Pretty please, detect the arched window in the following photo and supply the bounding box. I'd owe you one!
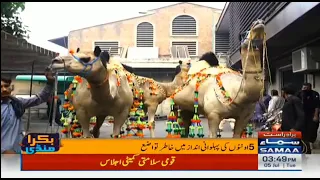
[172,15,197,36]
[136,22,154,47]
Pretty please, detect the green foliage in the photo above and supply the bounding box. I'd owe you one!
[1,2,29,38]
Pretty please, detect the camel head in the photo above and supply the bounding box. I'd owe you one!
[176,59,191,83]
[50,46,109,78]
[240,19,265,50]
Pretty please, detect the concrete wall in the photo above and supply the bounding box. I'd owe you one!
[68,3,221,57]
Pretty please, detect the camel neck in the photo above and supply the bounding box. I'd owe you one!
[158,73,184,97]
[239,44,264,101]
[240,48,262,75]
[87,70,112,102]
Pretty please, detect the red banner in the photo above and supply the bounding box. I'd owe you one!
[258,131,301,139]
[22,154,257,171]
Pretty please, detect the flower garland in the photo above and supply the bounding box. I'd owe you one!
[60,75,84,138]
[118,73,151,138]
[124,88,148,138]
[166,66,243,138]
[215,72,233,104]
[147,79,158,96]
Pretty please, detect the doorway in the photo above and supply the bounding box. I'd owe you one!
[280,66,305,93]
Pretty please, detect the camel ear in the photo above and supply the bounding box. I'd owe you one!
[108,73,118,99]
[94,46,102,57]
[76,48,80,53]
[100,51,110,63]
[179,60,182,65]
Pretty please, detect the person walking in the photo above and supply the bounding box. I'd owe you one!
[281,84,311,154]
[297,83,320,150]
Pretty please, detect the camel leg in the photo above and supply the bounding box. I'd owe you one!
[219,119,226,130]
[229,119,236,131]
[233,112,253,138]
[112,109,130,137]
[76,109,91,138]
[207,112,222,138]
[92,115,106,138]
[147,104,158,138]
[180,110,193,138]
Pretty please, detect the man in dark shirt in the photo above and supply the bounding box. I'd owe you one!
[297,83,320,145]
[281,84,311,154]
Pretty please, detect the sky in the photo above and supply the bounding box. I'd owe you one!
[20,2,225,53]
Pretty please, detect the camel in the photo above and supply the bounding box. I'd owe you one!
[50,46,134,138]
[172,19,266,138]
[124,60,190,138]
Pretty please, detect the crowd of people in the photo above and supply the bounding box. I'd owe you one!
[252,83,320,154]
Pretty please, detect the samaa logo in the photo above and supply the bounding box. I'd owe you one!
[259,147,300,154]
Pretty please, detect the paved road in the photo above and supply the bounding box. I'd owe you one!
[23,117,320,154]
[24,118,239,138]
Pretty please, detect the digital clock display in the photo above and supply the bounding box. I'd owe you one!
[262,155,296,163]
[258,154,301,170]
[258,131,302,171]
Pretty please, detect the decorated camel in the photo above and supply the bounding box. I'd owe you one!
[101,58,190,138]
[170,19,266,138]
[50,46,134,138]
[125,60,190,138]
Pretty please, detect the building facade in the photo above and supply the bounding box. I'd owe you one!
[215,2,320,93]
[66,3,221,58]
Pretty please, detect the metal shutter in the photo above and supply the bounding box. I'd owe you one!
[94,41,119,55]
[172,41,197,56]
[228,2,290,55]
[172,15,197,36]
[215,33,230,54]
[136,22,154,47]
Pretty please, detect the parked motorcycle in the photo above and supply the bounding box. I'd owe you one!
[260,110,282,132]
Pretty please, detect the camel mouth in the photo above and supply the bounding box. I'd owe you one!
[50,59,66,71]
[251,20,265,32]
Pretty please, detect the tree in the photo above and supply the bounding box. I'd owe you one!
[1,2,29,39]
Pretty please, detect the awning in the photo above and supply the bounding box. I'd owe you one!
[1,31,58,74]
[48,36,68,49]
[16,75,74,82]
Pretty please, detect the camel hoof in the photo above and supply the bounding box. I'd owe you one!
[83,136,93,138]
[110,134,121,138]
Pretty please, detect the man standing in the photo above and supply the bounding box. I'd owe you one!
[268,89,285,114]
[297,83,320,149]
[1,70,55,154]
[281,84,311,154]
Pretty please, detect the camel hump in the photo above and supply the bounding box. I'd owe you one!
[107,57,134,73]
[188,51,219,75]
[199,51,219,67]
[188,61,211,75]
[200,66,239,76]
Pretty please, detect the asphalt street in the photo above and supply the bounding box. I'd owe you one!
[24,118,238,138]
[23,117,320,153]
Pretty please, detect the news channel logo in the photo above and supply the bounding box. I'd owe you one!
[258,138,302,154]
[20,133,60,154]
